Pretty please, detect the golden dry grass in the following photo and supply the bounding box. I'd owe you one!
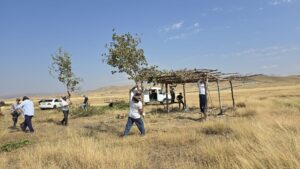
[0,77,300,169]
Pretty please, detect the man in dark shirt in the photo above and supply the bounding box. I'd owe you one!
[82,95,89,110]
[176,93,185,110]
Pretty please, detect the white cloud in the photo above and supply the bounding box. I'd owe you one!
[258,7,264,11]
[160,21,202,41]
[160,21,184,33]
[270,0,293,5]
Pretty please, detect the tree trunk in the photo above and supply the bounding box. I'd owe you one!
[230,80,236,108]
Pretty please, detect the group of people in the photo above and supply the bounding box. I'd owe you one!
[1,81,205,136]
[10,96,35,132]
[169,80,206,114]
[3,94,89,133]
[123,80,206,136]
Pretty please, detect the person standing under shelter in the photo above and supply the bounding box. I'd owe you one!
[197,80,206,118]
[17,96,35,133]
[123,85,145,136]
[176,93,185,110]
[61,96,70,126]
[11,98,21,128]
[170,87,175,103]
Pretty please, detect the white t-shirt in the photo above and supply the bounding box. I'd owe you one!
[61,99,69,111]
[197,82,206,95]
[128,92,142,119]
[17,100,34,116]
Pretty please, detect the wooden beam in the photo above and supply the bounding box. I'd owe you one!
[165,83,169,113]
[183,83,186,109]
[217,79,223,115]
[229,80,236,108]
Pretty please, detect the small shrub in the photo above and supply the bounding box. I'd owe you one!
[109,101,128,110]
[202,123,233,136]
[236,102,246,108]
[1,140,30,152]
[70,106,104,118]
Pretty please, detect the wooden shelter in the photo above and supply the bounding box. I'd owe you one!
[152,68,251,114]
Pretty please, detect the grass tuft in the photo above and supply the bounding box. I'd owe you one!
[202,123,233,136]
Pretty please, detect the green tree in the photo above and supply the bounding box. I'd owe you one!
[49,47,81,98]
[102,30,149,85]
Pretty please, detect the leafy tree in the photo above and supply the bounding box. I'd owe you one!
[102,30,149,85]
[49,47,81,98]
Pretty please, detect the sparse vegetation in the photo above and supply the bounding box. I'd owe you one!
[1,140,30,152]
[0,79,300,169]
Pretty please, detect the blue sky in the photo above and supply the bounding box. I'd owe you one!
[1,0,300,96]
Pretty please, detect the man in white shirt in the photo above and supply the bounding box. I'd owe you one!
[17,96,35,133]
[60,96,70,126]
[123,85,145,136]
[197,80,206,117]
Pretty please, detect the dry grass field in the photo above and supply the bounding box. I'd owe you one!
[0,75,300,169]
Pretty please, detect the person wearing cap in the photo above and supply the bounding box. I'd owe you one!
[60,96,70,126]
[17,96,35,133]
[10,98,21,128]
[123,85,145,136]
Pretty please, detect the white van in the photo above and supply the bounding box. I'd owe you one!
[143,87,172,104]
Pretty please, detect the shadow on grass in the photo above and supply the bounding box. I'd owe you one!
[175,115,206,122]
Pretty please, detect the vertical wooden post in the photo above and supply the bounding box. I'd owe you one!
[229,80,236,108]
[165,83,169,113]
[183,83,186,109]
[204,76,208,118]
[217,79,223,115]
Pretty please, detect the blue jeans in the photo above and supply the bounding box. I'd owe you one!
[124,117,145,136]
[199,94,206,113]
[22,115,34,132]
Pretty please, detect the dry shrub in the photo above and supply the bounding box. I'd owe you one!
[234,108,257,118]
[201,122,233,137]
[236,102,246,108]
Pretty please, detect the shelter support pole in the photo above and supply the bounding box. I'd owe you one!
[217,79,223,115]
[229,80,236,108]
[165,83,169,113]
[183,83,186,110]
[204,76,208,118]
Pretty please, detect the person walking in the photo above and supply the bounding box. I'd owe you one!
[61,96,70,126]
[123,85,145,136]
[197,80,207,118]
[17,96,35,133]
[10,98,21,128]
